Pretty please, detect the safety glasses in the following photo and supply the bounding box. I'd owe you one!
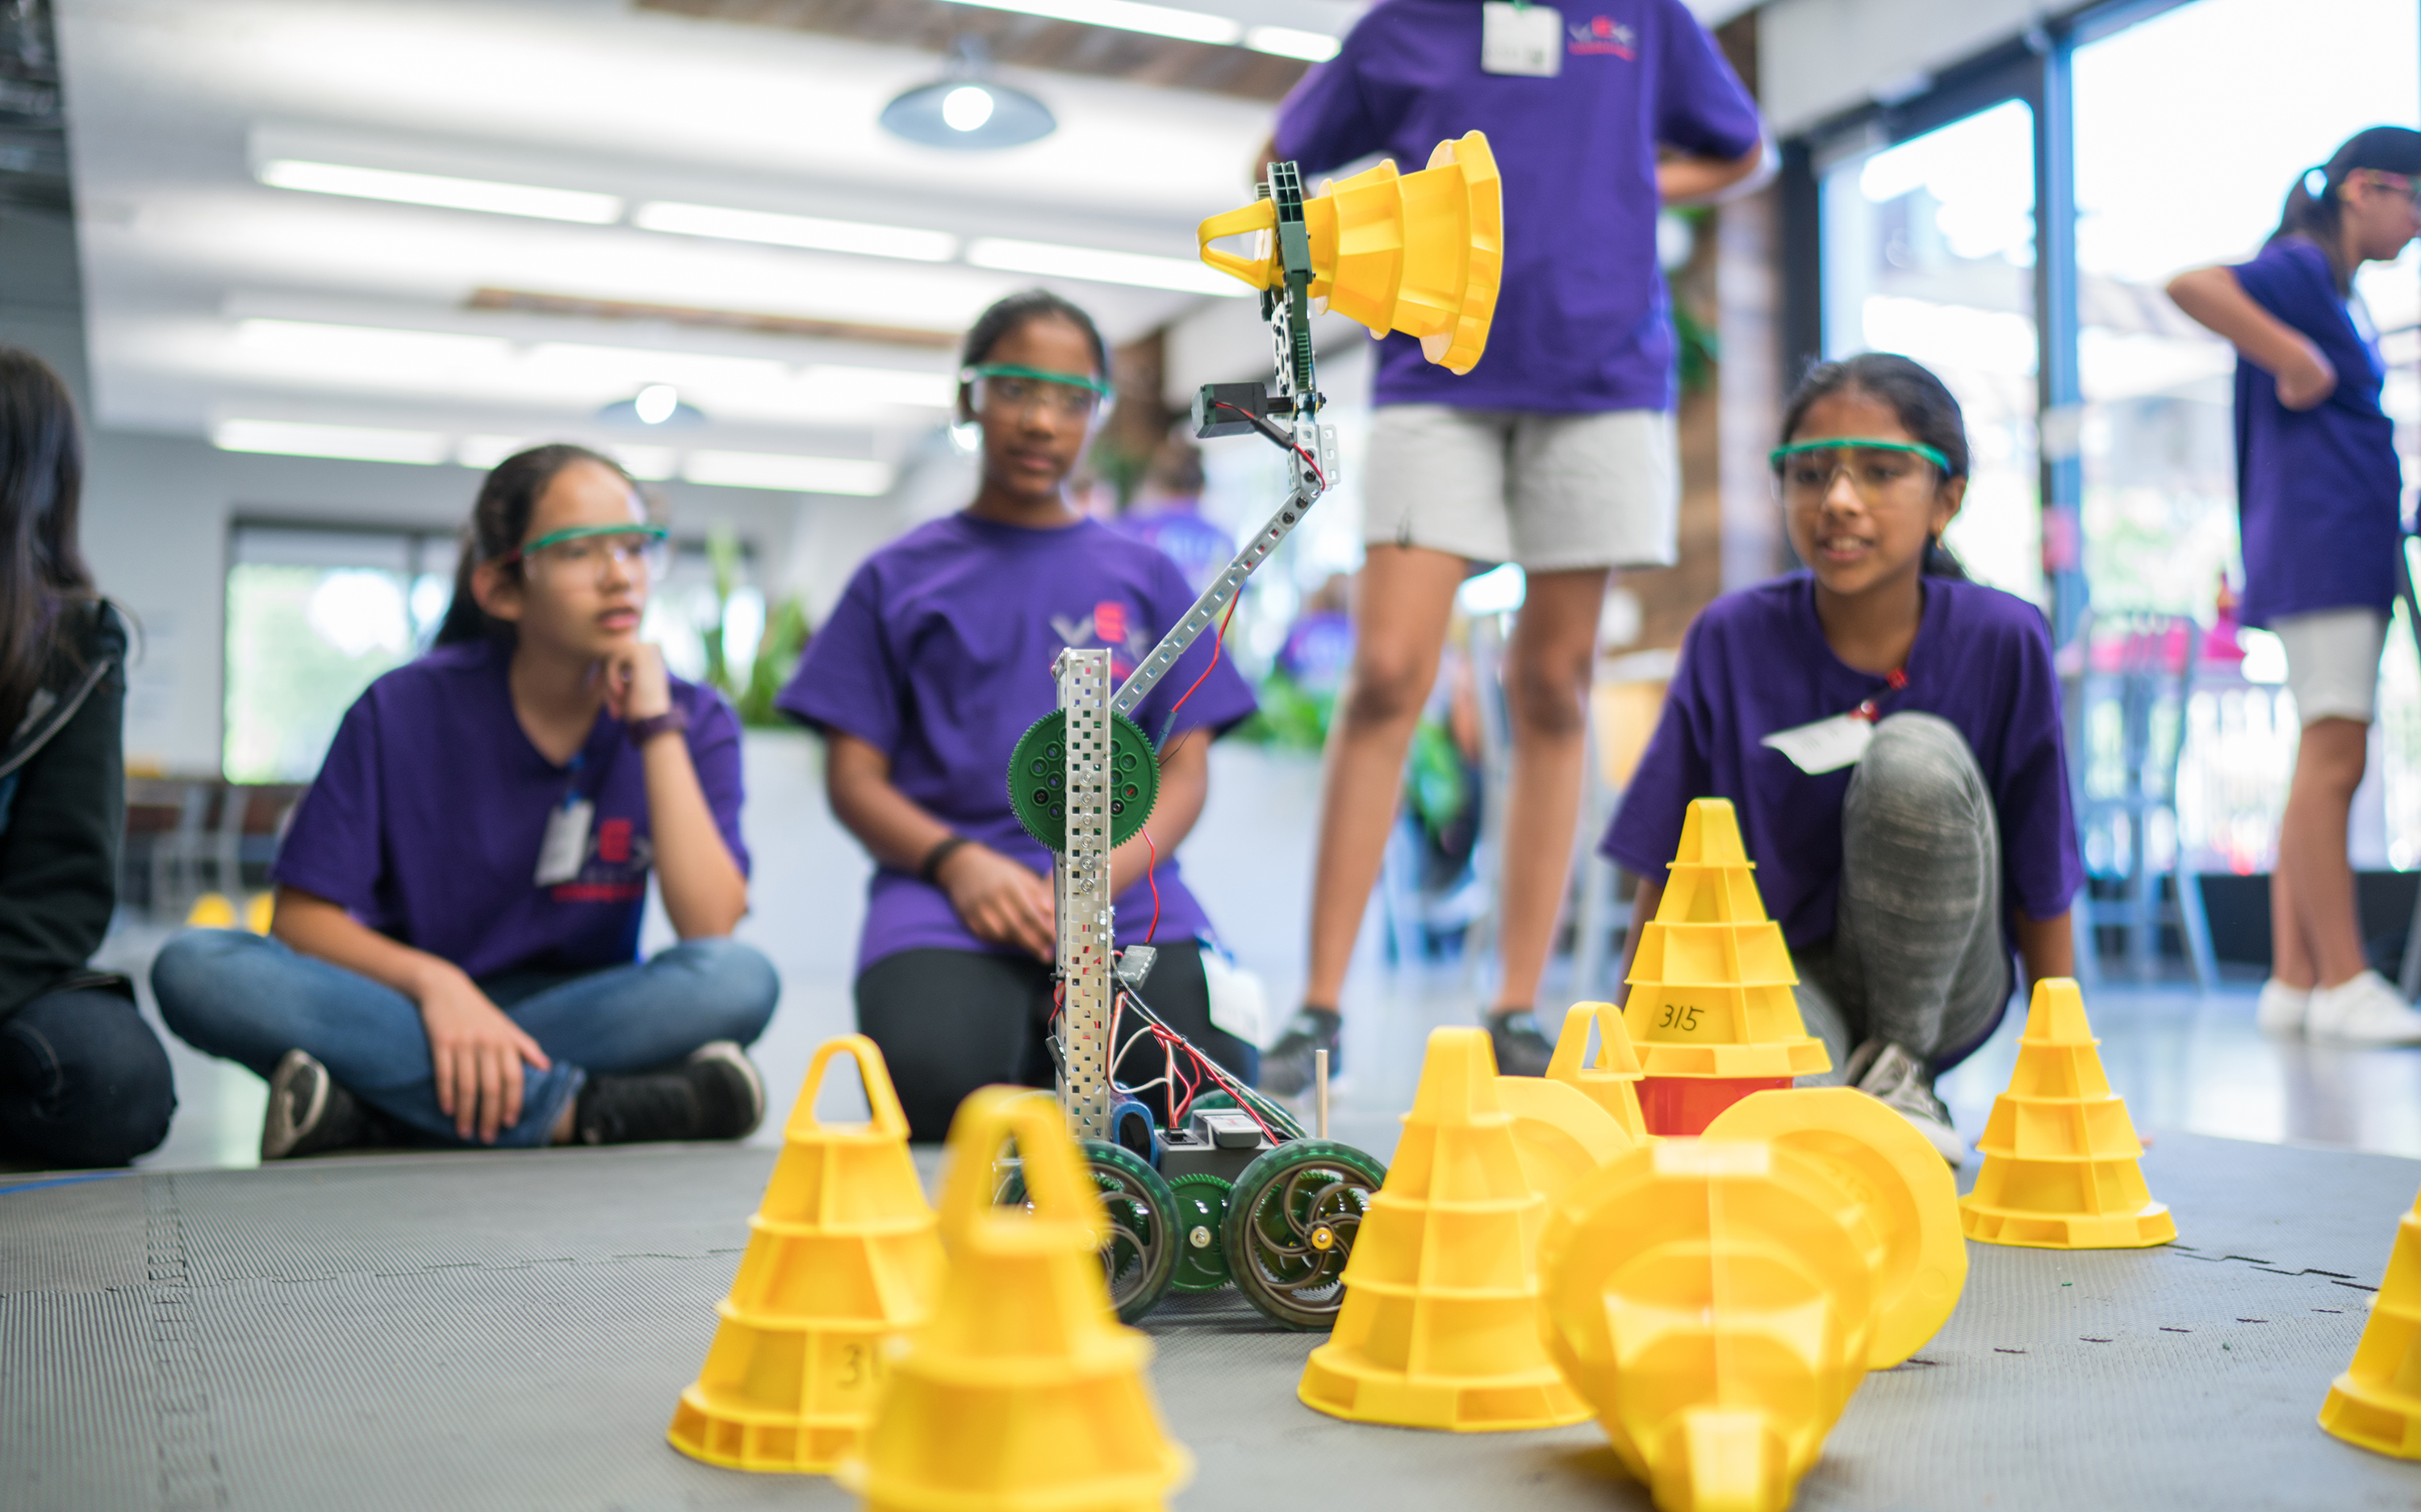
[504,523,671,583]
[962,362,1113,422]
[1768,438,1951,511]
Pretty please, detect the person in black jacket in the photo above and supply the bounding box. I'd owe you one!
[0,345,174,1168]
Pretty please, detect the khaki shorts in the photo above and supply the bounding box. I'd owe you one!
[2275,607,2389,725]
[1359,404,1679,572]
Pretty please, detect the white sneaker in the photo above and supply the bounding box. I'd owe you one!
[1845,1039,1971,1167]
[2307,971,2421,1046]
[2256,979,2310,1037]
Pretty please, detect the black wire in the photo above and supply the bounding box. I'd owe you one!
[1212,400,1325,487]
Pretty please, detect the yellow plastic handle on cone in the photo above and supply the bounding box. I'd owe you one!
[1196,200,1277,290]
[785,1034,912,1144]
[937,1087,1109,1251]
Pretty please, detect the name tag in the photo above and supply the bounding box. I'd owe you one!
[1481,1,1562,76]
[1761,714,1873,775]
[535,800,594,886]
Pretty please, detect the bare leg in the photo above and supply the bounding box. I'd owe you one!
[2275,717,2372,989]
[1491,567,1612,1011]
[1302,545,1469,1008]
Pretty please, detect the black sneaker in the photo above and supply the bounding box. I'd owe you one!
[1486,1009,1555,1076]
[261,1049,371,1159]
[573,1041,766,1146]
[1257,1008,1341,1096]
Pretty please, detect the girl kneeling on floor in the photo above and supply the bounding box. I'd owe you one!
[1603,353,2083,1164]
[780,290,1260,1142]
[153,445,780,1157]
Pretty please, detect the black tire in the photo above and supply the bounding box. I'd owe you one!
[1221,1139,1388,1331]
[1002,1139,1181,1325]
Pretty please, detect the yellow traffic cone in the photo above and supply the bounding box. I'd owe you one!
[1298,1027,1591,1431]
[838,1085,1190,1512]
[1545,1001,1653,1143]
[1959,979,2175,1249]
[243,892,275,935]
[1197,132,1502,374]
[1537,1139,1884,1512]
[1624,800,1829,1135]
[2321,1185,2421,1456]
[1703,1087,1967,1368]
[669,1036,943,1473]
[185,892,236,929]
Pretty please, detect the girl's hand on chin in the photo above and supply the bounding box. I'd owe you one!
[600,643,673,722]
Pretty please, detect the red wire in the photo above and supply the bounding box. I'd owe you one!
[1165,592,1240,722]
[1143,828,1162,945]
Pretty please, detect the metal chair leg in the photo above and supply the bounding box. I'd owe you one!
[2175,858,2218,991]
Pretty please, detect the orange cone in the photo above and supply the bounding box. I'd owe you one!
[1959,979,2175,1249]
[670,1035,943,1473]
[1298,1028,1591,1431]
[839,1086,1191,1512]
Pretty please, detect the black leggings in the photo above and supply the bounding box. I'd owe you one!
[855,942,1258,1142]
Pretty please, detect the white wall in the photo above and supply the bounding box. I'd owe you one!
[78,430,806,772]
[1758,0,2049,136]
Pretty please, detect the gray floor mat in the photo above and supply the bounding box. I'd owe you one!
[6,1134,2421,1510]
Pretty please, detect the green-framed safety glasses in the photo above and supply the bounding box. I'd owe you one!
[1767,437,1952,510]
[508,522,671,580]
[962,362,1114,421]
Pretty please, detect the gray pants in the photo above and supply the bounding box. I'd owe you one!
[1793,713,2014,1080]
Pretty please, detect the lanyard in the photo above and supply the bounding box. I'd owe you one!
[1849,667,1909,724]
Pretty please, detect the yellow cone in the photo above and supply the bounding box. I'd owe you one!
[1197,132,1502,374]
[243,891,275,935]
[1298,1027,1591,1431]
[1537,1140,1883,1512]
[1545,1001,1653,1143]
[1959,979,2175,1249]
[670,1036,943,1473]
[2322,1185,2421,1456]
[185,892,236,929]
[838,1086,1190,1512]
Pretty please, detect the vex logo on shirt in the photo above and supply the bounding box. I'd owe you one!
[1050,599,1150,682]
[552,817,652,904]
[1568,15,1636,56]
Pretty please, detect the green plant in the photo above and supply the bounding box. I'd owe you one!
[735,595,810,729]
[1229,667,1466,837]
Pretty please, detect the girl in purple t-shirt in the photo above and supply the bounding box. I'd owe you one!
[780,291,1260,1142]
[2168,127,2421,1044]
[1604,354,2084,1164]
[153,445,780,1156]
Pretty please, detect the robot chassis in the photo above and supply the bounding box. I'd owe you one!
[1001,160,1386,1329]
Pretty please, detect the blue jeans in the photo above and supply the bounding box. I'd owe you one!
[0,985,177,1167]
[152,931,779,1149]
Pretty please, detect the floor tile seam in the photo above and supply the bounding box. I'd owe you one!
[144,1174,228,1512]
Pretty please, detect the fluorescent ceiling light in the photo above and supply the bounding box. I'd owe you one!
[1246,26,1341,61]
[238,319,511,368]
[214,420,450,465]
[684,450,893,495]
[257,160,623,224]
[456,435,530,470]
[966,236,1246,296]
[802,365,957,408]
[633,202,959,262]
[951,0,1241,45]
[604,445,679,481]
[525,342,788,388]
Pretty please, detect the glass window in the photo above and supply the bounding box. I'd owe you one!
[223,526,454,782]
[1820,98,2043,604]
[2074,0,2421,872]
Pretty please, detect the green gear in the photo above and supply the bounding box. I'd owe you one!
[1166,1173,1236,1294]
[1006,708,1159,853]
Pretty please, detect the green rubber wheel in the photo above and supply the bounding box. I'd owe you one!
[1222,1139,1388,1331]
[997,1138,1179,1324]
[1166,1173,1236,1294]
[1006,709,1158,854]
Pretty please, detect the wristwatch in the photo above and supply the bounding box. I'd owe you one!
[626,706,689,747]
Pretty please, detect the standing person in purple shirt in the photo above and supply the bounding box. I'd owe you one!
[153,445,780,1157]
[2168,127,2421,1044]
[780,291,1260,1142]
[1254,0,1768,1088]
[1604,355,2082,1163]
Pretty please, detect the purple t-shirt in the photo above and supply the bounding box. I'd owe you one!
[1112,503,1236,597]
[273,639,750,979]
[1273,0,1760,414]
[1602,574,2082,950]
[2230,236,2402,627]
[778,513,1258,973]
